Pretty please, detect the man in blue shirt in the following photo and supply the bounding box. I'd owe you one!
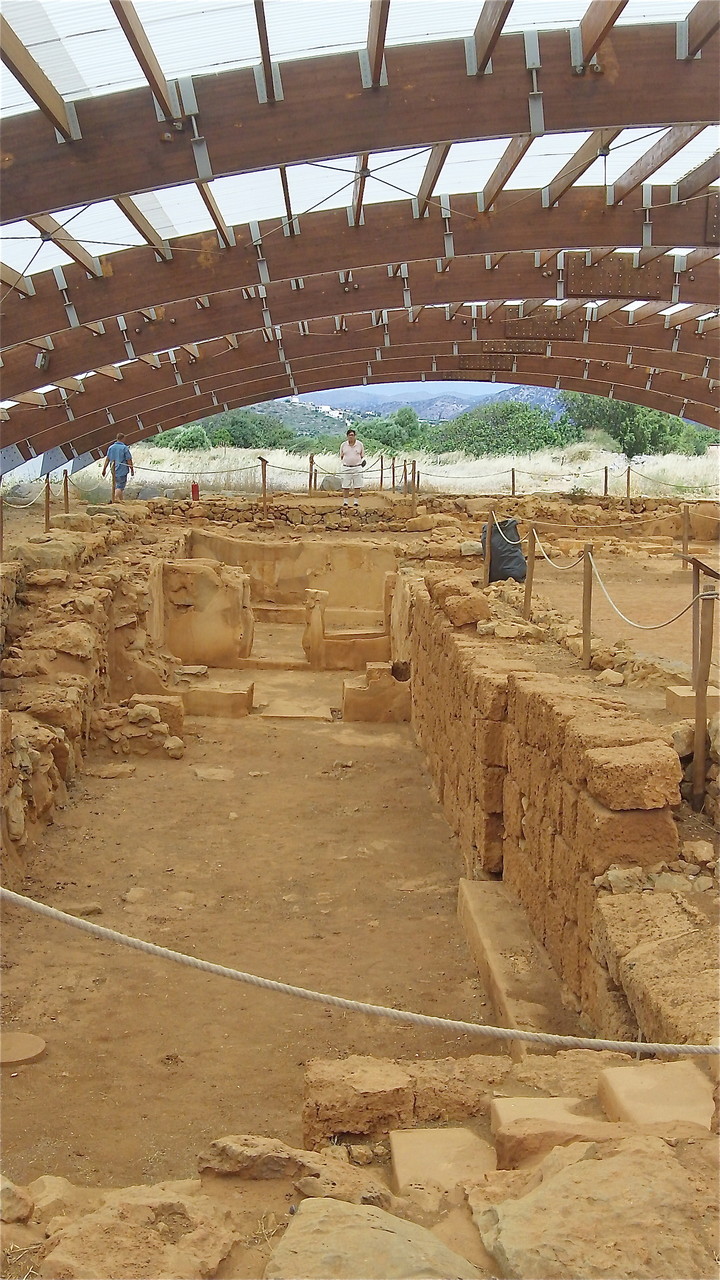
[102,433,134,502]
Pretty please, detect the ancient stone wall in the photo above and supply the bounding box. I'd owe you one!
[405,578,685,1042]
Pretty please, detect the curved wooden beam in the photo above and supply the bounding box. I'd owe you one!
[2,25,717,225]
[6,325,716,457]
[2,193,717,354]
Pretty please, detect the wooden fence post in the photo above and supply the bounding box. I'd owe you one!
[379,455,384,490]
[523,526,536,620]
[625,466,631,511]
[511,467,516,497]
[391,457,396,492]
[308,454,314,495]
[403,460,408,494]
[582,544,593,668]
[44,474,51,532]
[692,590,716,810]
[411,461,418,517]
[603,466,609,497]
[313,467,318,491]
[259,456,268,517]
[483,511,494,587]
[682,504,690,567]
[63,470,69,513]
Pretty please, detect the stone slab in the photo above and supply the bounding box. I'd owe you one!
[597,1060,714,1129]
[128,693,184,737]
[260,699,333,721]
[181,684,253,718]
[458,879,583,1061]
[0,1032,46,1066]
[666,685,720,716]
[389,1126,496,1194]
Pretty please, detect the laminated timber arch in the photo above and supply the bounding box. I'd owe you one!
[1,1,719,473]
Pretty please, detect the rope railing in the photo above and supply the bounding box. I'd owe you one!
[490,511,526,547]
[533,533,586,570]
[1,888,717,1058]
[588,556,720,630]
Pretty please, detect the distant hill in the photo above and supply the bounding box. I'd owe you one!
[482,386,567,420]
[250,384,567,431]
[246,398,352,435]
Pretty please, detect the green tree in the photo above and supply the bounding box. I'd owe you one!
[174,424,211,450]
[560,392,688,459]
[424,401,582,456]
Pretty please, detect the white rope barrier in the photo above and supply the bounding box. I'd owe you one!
[490,511,526,547]
[588,556,720,630]
[534,534,586,570]
[1,888,717,1058]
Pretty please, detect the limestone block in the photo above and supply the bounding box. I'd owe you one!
[489,1097,619,1168]
[48,513,93,532]
[264,1199,481,1279]
[598,1061,714,1129]
[618,925,719,1050]
[583,740,681,810]
[666,684,720,716]
[389,1127,496,1194]
[574,791,679,873]
[473,1135,718,1280]
[303,1056,415,1146]
[561,716,661,788]
[37,1188,236,1280]
[591,892,705,987]
[580,955,638,1042]
[128,694,184,737]
[26,1175,101,1225]
[127,702,161,724]
[474,764,505,814]
[180,684,253,718]
[0,1176,34,1223]
[475,719,507,767]
[443,592,491,627]
[472,807,504,874]
[342,665,411,723]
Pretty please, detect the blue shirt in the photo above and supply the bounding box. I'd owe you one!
[106,441,132,476]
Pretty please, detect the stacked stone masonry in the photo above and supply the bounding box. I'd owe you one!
[407,578,685,1042]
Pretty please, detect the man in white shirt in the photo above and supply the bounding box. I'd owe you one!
[339,429,365,508]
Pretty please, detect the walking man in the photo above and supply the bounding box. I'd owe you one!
[102,433,134,502]
[339,428,365,509]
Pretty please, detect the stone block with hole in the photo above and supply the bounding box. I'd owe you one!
[389,1127,496,1194]
[597,1061,714,1129]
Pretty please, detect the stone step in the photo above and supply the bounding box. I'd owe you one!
[388,1126,496,1195]
[489,1096,617,1168]
[458,879,584,1061]
[597,1060,714,1129]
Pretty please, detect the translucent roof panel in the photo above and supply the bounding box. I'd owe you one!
[53,200,148,256]
[576,127,671,186]
[133,184,213,239]
[503,133,596,189]
[441,139,522,196]
[208,170,288,226]
[385,1,484,45]
[264,1,368,62]
[134,1,260,76]
[649,126,720,185]
[362,149,438,206]
[286,158,357,216]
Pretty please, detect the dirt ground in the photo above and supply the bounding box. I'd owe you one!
[1,704,491,1189]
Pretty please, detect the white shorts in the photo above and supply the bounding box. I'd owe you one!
[341,466,364,490]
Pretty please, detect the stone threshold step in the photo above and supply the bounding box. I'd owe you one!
[260,700,334,721]
[458,879,583,1062]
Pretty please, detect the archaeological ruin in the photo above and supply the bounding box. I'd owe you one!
[1,3,719,1278]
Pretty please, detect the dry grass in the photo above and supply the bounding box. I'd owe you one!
[5,443,719,503]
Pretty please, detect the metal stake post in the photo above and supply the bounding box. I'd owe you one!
[63,470,70,514]
[260,457,268,517]
[681,504,690,567]
[308,454,314,495]
[483,511,494,587]
[692,592,716,810]
[44,474,51,532]
[625,466,631,511]
[603,466,609,497]
[691,560,700,688]
[411,461,418,517]
[379,455,384,490]
[582,545,593,668]
[511,468,516,497]
[391,458,396,492]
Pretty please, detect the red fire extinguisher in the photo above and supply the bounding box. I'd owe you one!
[191,482,199,501]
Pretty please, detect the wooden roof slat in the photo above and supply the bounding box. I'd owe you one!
[279,166,295,231]
[109,0,179,121]
[480,134,532,210]
[0,14,75,140]
[472,1,514,76]
[417,143,450,217]
[254,0,275,103]
[352,153,370,226]
[367,0,390,87]
[611,124,707,204]
[26,214,102,277]
[544,128,621,205]
[674,150,720,201]
[686,0,720,58]
[578,1,629,64]
[0,261,35,298]
[115,195,171,257]
[196,182,235,248]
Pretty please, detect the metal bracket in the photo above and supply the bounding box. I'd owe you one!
[464,36,493,76]
[358,48,387,88]
[411,198,429,220]
[152,81,182,122]
[676,19,702,60]
[254,61,284,104]
[346,204,365,227]
[54,101,82,144]
[282,216,300,236]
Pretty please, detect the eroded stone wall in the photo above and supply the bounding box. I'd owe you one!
[404,577,686,1042]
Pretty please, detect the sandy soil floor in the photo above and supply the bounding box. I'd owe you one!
[1,706,491,1188]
